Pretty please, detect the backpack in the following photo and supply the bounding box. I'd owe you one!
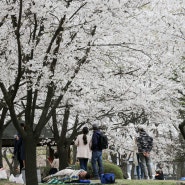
[100,173,115,184]
[99,133,108,150]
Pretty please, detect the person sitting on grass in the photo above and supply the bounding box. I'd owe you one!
[155,169,164,180]
[48,152,59,175]
[42,168,91,183]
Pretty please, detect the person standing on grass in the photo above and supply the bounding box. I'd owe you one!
[74,127,92,171]
[13,123,26,173]
[136,127,153,180]
[91,124,104,179]
[127,137,141,180]
[136,153,144,179]
[126,151,134,180]
[13,134,24,173]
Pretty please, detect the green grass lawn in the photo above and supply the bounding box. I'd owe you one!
[90,179,182,185]
[115,179,179,185]
[88,179,182,185]
[0,179,184,185]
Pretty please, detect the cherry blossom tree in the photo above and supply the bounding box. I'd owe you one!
[0,0,184,184]
[0,0,98,184]
[67,0,185,171]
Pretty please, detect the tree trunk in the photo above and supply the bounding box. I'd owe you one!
[110,152,117,164]
[179,120,185,140]
[72,145,77,165]
[58,145,69,170]
[0,136,3,167]
[24,136,38,185]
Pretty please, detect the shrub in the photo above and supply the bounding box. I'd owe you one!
[74,160,123,179]
[42,160,124,179]
[103,161,123,179]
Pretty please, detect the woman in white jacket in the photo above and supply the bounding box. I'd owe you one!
[75,127,92,171]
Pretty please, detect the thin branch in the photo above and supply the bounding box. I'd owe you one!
[43,15,66,66]
[0,14,8,27]
[69,2,87,20]
[90,43,152,59]
[11,0,23,101]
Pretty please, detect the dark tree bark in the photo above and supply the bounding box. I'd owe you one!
[179,120,185,140]
[52,105,88,170]
[53,105,73,170]
[0,107,9,167]
[24,134,38,184]
[0,138,3,168]
[0,1,95,185]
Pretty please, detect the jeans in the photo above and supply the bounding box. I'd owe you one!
[91,151,103,178]
[136,154,144,179]
[138,153,153,179]
[127,161,133,179]
[79,158,88,171]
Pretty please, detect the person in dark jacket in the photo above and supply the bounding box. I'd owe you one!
[155,169,164,180]
[91,124,104,179]
[14,123,26,172]
[136,127,153,179]
[13,135,24,173]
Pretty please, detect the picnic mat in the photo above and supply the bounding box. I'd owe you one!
[42,178,102,184]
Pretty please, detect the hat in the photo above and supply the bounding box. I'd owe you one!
[92,124,98,130]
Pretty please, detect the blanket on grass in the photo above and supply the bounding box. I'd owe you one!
[46,178,101,184]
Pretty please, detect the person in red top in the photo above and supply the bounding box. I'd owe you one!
[48,152,59,175]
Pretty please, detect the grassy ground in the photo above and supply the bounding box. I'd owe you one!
[115,179,180,185]
[0,179,185,185]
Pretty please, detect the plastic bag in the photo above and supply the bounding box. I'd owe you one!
[0,168,8,179]
[9,174,16,182]
[15,174,24,184]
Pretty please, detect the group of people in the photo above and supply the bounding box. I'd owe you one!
[126,127,164,180]
[43,123,104,182]
[74,124,104,179]
[14,123,164,182]
[13,122,103,182]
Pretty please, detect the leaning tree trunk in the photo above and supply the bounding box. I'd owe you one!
[24,135,38,185]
